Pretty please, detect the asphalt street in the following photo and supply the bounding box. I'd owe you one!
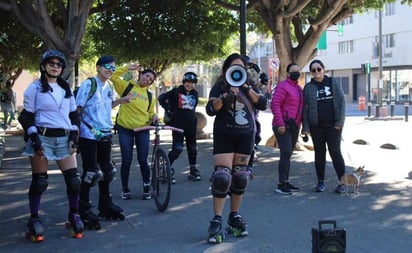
[0,103,411,253]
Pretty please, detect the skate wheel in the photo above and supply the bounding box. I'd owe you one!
[207,233,223,244]
[118,214,125,220]
[28,234,44,242]
[74,232,83,239]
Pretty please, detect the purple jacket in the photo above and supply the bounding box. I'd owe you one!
[271,78,304,127]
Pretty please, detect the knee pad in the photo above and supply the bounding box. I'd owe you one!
[211,166,232,198]
[64,168,81,194]
[230,165,249,195]
[81,165,103,186]
[102,166,116,183]
[29,173,48,196]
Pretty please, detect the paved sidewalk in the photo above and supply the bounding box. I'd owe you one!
[0,105,411,253]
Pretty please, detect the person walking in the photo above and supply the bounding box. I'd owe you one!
[158,72,200,184]
[1,80,16,130]
[111,63,159,200]
[205,53,267,242]
[271,63,304,195]
[18,49,84,240]
[76,56,131,229]
[301,59,346,194]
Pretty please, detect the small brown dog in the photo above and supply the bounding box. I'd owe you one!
[340,166,365,194]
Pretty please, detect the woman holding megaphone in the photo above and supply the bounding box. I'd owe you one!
[205,53,267,243]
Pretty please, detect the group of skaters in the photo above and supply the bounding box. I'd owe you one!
[19,49,346,244]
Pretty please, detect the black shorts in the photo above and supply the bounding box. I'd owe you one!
[213,132,255,155]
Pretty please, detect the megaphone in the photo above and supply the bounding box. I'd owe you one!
[225,64,247,87]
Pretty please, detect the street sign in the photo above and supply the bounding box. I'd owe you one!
[269,57,279,70]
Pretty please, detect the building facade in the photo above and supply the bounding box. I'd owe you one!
[317,1,412,104]
[249,1,412,104]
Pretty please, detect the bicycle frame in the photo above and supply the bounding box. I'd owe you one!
[134,124,183,212]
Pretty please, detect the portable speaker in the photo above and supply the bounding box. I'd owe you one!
[312,220,346,253]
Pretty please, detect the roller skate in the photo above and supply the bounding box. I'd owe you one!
[79,200,101,230]
[65,212,84,239]
[98,194,125,220]
[226,212,248,237]
[25,216,44,242]
[207,216,225,243]
[187,166,201,181]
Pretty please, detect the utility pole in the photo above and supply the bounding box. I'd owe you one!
[377,8,383,117]
[240,0,246,55]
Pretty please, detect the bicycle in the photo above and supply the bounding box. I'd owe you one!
[134,124,183,212]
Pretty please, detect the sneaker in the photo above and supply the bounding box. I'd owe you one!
[189,166,201,181]
[335,184,346,194]
[275,183,292,195]
[315,181,326,192]
[142,183,151,200]
[286,182,300,192]
[121,188,132,200]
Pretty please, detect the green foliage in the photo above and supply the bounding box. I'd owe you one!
[0,10,44,72]
[88,0,238,72]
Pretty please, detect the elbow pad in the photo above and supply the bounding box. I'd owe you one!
[69,111,80,129]
[18,109,35,131]
[255,95,268,111]
[206,100,216,116]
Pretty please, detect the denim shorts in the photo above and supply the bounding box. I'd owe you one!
[23,135,71,161]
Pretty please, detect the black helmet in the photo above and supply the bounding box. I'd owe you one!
[41,49,66,67]
[182,72,197,83]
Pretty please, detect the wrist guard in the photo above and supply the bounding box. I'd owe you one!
[29,133,42,152]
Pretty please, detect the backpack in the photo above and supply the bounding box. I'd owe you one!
[73,77,97,101]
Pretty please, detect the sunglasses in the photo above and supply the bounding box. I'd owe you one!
[47,61,64,68]
[311,67,323,73]
[102,64,116,72]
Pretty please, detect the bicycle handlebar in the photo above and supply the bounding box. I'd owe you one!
[133,124,184,133]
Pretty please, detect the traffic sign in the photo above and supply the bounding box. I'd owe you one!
[269,57,279,70]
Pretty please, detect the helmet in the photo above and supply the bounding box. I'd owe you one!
[41,49,66,67]
[182,72,197,83]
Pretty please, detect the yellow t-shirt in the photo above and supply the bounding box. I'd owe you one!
[111,66,155,129]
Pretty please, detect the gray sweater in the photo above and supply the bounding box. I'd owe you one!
[302,76,345,132]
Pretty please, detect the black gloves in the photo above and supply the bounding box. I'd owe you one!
[259,73,269,85]
[29,133,42,152]
[69,130,78,149]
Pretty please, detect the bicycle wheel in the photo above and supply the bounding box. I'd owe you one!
[152,147,171,212]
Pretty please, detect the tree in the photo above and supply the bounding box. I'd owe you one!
[89,0,238,73]
[215,0,412,79]
[0,10,45,85]
[0,0,119,80]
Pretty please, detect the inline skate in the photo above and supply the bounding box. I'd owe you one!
[65,212,84,239]
[226,212,248,237]
[207,216,225,243]
[187,166,201,181]
[98,194,125,220]
[25,216,44,242]
[79,200,101,230]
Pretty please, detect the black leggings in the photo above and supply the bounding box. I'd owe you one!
[310,126,345,181]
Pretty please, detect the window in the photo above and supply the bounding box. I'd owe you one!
[338,40,354,54]
[384,3,395,16]
[340,16,353,25]
[384,33,395,48]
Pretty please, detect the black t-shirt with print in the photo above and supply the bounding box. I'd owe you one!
[209,80,255,135]
[316,77,335,127]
